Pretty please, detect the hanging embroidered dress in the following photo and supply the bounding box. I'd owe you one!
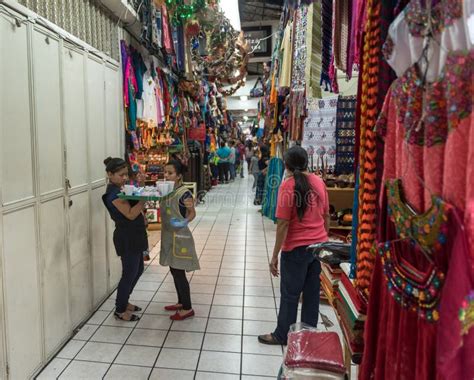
[362,37,474,380]
[360,180,473,380]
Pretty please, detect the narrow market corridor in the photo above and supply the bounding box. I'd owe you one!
[37,176,349,380]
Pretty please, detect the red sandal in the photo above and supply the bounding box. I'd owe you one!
[170,310,194,321]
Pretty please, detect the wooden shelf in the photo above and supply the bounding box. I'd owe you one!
[327,187,355,192]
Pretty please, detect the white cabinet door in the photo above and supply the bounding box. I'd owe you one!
[91,187,107,305]
[0,15,34,204]
[62,46,88,190]
[68,192,92,326]
[32,28,64,195]
[104,64,122,289]
[39,198,70,355]
[86,57,106,184]
[3,207,42,379]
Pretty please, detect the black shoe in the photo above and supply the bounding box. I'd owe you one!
[258,333,283,345]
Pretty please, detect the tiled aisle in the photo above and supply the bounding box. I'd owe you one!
[38,176,346,380]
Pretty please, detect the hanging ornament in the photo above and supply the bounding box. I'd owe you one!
[185,19,201,37]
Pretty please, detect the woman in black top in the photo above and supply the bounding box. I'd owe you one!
[102,157,147,321]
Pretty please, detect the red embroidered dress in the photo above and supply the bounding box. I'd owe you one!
[361,180,473,380]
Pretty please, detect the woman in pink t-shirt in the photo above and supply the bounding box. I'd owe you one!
[259,146,329,345]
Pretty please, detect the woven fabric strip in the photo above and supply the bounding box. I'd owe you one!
[305,2,323,98]
[335,95,357,174]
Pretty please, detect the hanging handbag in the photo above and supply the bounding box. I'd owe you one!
[250,77,264,98]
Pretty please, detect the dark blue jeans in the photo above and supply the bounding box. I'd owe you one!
[116,252,144,313]
[273,245,321,344]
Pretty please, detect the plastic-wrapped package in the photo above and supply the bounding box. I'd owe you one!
[279,366,346,379]
[284,324,346,375]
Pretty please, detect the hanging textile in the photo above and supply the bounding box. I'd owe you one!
[302,96,338,170]
[333,0,351,72]
[349,166,360,279]
[360,180,474,380]
[320,0,333,91]
[305,2,323,98]
[280,21,294,88]
[335,95,357,174]
[262,157,285,222]
[291,6,308,89]
[161,5,174,54]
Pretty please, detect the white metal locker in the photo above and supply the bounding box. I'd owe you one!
[39,198,70,355]
[62,46,89,190]
[32,27,64,196]
[86,56,106,184]
[104,64,122,288]
[90,187,108,305]
[0,12,34,205]
[68,192,92,327]
[3,207,42,380]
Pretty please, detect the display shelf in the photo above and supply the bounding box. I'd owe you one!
[329,225,352,231]
[326,187,356,192]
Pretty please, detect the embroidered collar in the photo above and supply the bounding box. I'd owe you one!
[386,179,450,254]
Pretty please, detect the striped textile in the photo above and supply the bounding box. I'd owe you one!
[305,2,323,98]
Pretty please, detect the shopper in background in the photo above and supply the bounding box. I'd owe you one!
[237,140,246,178]
[160,159,200,320]
[254,144,270,205]
[228,140,237,181]
[249,149,260,189]
[245,140,254,171]
[216,140,231,184]
[258,146,330,345]
[102,157,147,322]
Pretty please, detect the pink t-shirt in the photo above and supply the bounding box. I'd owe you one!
[276,174,329,251]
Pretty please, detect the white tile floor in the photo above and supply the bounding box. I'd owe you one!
[38,176,356,380]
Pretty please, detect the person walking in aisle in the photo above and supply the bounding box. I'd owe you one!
[228,140,237,181]
[216,140,231,184]
[237,140,246,178]
[160,159,200,320]
[258,146,330,345]
[249,149,260,189]
[245,140,254,172]
[102,157,147,322]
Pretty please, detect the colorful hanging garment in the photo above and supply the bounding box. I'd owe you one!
[161,5,174,54]
[305,2,323,98]
[291,6,308,89]
[335,95,357,174]
[302,96,338,170]
[364,49,474,380]
[262,157,285,222]
[360,179,474,380]
[349,166,360,279]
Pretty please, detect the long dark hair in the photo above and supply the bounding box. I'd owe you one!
[284,146,314,221]
[104,156,127,174]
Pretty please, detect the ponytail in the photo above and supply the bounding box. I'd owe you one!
[284,146,316,221]
[293,168,313,221]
